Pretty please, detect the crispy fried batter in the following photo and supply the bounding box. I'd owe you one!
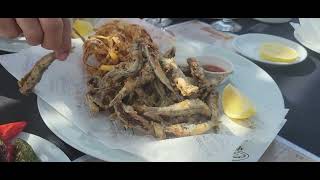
[187,57,208,85]
[143,99,211,118]
[164,119,218,137]
[143,44,174,92]
[81,21,223,139]
[160,57,199,96]
[109,62,155,107]
[163,47,176,59]
[179,65,192,76]
[18,52,56,95]
[152,80,175,107]
[122,104,154,134]
[85,94,101,113]
[18,47,75,95]
[206,90,220,124]
[134,88,158,107]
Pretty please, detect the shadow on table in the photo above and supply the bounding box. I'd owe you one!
[256,56,317,77]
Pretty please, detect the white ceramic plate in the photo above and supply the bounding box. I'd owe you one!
[36,46,285,162]
[15,132,71,162]
[294,27,320,54]
[232,33,308,66]
[254,18,292,24]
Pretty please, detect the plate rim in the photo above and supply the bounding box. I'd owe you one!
[37,97,146,162]
[232,33,308,66]
[294,29,320,54]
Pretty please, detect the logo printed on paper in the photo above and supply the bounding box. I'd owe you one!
[232,146,249,161]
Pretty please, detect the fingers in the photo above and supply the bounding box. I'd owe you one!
[15,18,43,46]
[0,18,22,39]
[0,18,72,61]
[55,18,72,60]
[39,18,64,51]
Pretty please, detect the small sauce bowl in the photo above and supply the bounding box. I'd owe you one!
[195,55,234,85]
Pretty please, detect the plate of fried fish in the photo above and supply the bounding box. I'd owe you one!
[0,19,286,161]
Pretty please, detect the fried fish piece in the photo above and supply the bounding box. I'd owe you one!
[18,52,56,95]
[113,103,132,129]
[18,47,75,95]
[143,44,174,92]
[122,104,154,133]
[164,119,218,137]
[187,57,227,100]
[178,65,192,76]
[134,88,158,107]
[102,43,144,82]
[114,103,154,135]
[187,57,213,99]
[206,90,220,124]
[160,57,199,96]
[85,93,102,113]
[187,57,208,85]
[142,99,211,118]
[163,47,176,59]
[152,80,175,107]
[151,122,166,139]
[109,63,155,107]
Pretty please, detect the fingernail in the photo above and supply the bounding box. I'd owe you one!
[56,52,69,61]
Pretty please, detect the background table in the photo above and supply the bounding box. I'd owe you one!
[0,18,319,161]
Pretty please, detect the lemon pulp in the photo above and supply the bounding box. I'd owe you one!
[259,43,298,63]
[222,84,256,120]
[72,19,93,38]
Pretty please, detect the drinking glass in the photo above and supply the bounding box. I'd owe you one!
[211,18,242,32]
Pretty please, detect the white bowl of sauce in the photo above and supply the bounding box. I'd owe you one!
[196,55,234,85]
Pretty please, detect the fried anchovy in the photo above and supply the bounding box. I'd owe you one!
[102,43,144,82]
[206,90,220,123]
[18,47,75,95]
[143,44,174,92]
[109,63,155,107]
[164,119,218,137]
[142,99,211,118]
[160,57,199,96]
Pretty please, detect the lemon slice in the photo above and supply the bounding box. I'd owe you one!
[222,84,256,120]
[259,43,299,63]
[72,19,93,38]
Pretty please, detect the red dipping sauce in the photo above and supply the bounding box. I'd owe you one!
[202,64,225,72]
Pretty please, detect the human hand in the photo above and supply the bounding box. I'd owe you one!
[0,18,72,60]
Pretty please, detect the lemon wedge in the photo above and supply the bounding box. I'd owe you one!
[222,84,256,120]
[259,43,298,63]
[72,19,93,38]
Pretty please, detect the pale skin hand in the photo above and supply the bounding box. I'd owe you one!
[0,18,72,60]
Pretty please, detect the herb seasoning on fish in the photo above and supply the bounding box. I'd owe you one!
[0,139,6,162]
[14,138,41,162]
